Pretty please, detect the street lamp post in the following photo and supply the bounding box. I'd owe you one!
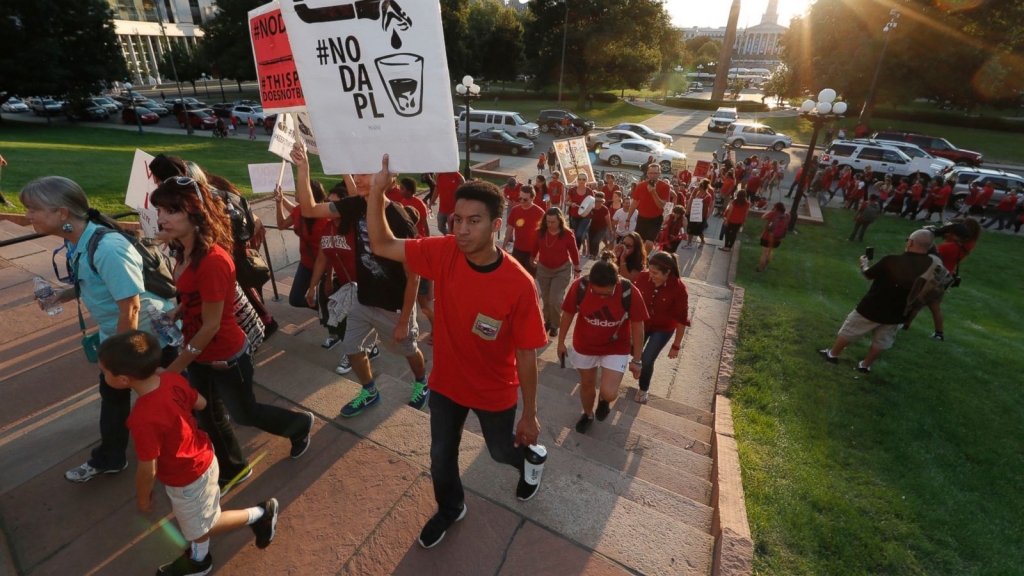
[858,8,900,129]
[557,0,569,105]
[789,88,847,232]
[201,73,211,100]
[124,82,144,135]
[455,75,481,180]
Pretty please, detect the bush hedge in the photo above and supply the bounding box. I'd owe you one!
[662,98,769,113]
[872,108,1024,133]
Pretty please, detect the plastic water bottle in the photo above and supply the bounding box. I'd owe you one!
[33,277,63,316]
[147,304,183,347]
[524,445,548,487]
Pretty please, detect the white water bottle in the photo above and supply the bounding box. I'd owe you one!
[524,445,547,487]
[147,304,184,347]
[33,277,63,316]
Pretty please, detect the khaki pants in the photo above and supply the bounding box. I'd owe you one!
[536,261,572,327]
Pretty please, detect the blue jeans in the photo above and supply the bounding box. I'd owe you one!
[639,331,673,392]
[288,262,314,308]
[437,212,451,235]
[571,216,591,250]
[428,390,525,522]
[89,345,178,470]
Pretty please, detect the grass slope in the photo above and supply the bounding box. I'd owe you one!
[730,209,1024,575]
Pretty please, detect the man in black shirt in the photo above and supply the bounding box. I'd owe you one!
[819,229,935,373]
[292,144,429,415]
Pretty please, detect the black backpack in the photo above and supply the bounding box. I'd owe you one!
[213,188,255,244]
[86,227,177,299]
[576,277,633,318]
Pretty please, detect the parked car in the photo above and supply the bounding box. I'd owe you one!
[454,109,539,140]
[63,100,109,121]
[231,105,265,124]
[708,107,738,132]
[177,108,218,130]
[818,139,947,183]
[167,97,205,107]
[171,102,207,116]
[468,129,534,156]
[28,97,63,116]
[611,123,673,145]
[725,122,792,151]
[233,99,260,107]
[138,99,169,116]
[90,97,122,113]
[586,129,646,150]
[210,103,235,118]
[872,131,983,166]
[536,109,595,134]
[2,97,30,113]
[942,166,1024,211]
[121,106,160,125]
[598,139,685,173]
[849,138,955,172]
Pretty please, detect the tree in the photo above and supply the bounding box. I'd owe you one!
[481,6,527,84]
[199,0,263,88]
[0,0,126,103]
[159,44,207,96]
[440,0,471,80]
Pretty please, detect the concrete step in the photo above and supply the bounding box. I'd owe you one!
[252,335,714,575]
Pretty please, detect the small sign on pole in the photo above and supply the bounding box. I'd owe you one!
[268,112,320,161]
[124,149,159,238]
[249,162,296,194]
[552,137,595,184]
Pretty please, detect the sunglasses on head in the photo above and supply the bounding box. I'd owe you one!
[164,176,204,205]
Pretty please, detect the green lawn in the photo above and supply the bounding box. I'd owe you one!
[729,210,1024,575]
[760,115,1024,165]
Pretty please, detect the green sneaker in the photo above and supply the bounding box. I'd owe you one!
[408,380,430,411]
[340,387,381,418]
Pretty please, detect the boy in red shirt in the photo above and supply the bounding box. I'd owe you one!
[973,180,995,218]
[429,171,465,235]
[547,171,565,212]
[924,182,952,222]
[627,163,671,252]
[364,158,548,549]
[901,178,925,218]
[502,184,546,276]
[98,331,279,576]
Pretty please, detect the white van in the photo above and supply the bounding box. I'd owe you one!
[454,109,539,140]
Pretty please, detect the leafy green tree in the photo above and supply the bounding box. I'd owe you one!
[199,0,262,89]
[159,44,208,96]
[441,0,471,79]
[0,0,126,103]
[481,6,527,84]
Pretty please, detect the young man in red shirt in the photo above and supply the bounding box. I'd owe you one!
[503,184,546,276]
[396,177,430,238]
[974,180,996,219]
[983,189,1018,230]
[627,163,671,253]
[925,182,952,222]
[365,154,547,550]
[501,176,522,235]
[429,171,465,235]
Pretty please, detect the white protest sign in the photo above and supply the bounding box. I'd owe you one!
[279,0,458,174]
[249,162,296,193]
[268,112,320,161]
[689,197,704,223]
[124,149,160,238]
[553,137,595,184]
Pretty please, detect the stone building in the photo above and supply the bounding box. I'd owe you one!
[108,0,216,85]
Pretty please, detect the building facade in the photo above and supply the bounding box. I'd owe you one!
[109,0,217,85]
[680,0,787,69]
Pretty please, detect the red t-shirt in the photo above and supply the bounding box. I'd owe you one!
[633,180,671,218]
[396,194,430,238]
[589,205,610,232]
[601,183,621,198]
[820,170,835,188]
[127,372,214,487]
[727,200,750,224]
[677,170,692,188]
[893,183,908,200]
[996,195,1018,211]
[746,175,762,194]
[562,279,648,356]
[634,272,689,334]
[533,183,549,210]
[976,185,995,207]
[502,183,522,206]
[721,176,736,199]
[405,236,547,410]
[508,203,546,253]
[176,245,247,362]
[548,181,565,206]
[910,183,925,201]
[385,184,402,202]
[568,185,594,218]
[435,172,464,214]
[532,230,580,270]
[937,241,971,273]
[291,205,322,268]
[934,185,952,206]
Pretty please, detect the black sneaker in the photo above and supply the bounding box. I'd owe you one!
[817,349,838,365]
[547,327,558,338]
[157,550,213,576]
[417,503,467,549]
[574,413,593,434]
[595,399,610,422]
[409,380,430,411]
[365,344,381,362]
[251,498,279,549]
[219,466,253,496]
[932,331,945,341]
[290,412,315,459]
[516,466,542,501]
[855,362,871,374]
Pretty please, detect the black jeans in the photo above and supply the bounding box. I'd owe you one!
[189,350,307,482]
[639,331,673,392]
[723,222,742,248]
[89,345,178,470]
[849,220,870,242]
[428,390,525,522]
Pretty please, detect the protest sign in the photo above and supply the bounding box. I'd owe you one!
[249,162,296,194]
[249,2,306,114]
[552,137,595,184]
[268,112,320,161]
[693,160,712,180]
[124,149,159,238]
[279,0,458,174]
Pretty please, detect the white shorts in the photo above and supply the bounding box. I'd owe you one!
[837,310,900,350]
[165,459,222,542]
[569,348,629,373]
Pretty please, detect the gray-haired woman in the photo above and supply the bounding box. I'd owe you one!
[20,176,179,483]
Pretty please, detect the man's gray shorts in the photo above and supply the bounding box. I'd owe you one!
[340,301,419,357]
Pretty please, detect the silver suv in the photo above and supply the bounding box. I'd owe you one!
[725,122,792,151]
[708,107,738,132]
[942,166,1024,211]
[849,138,955,172]
[819,140,946,182]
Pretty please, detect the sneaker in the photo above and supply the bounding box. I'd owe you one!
[340,387,381,418]
[321,336,341,350]
[290,412,315,459]
[855,362,871,374]
[516,465,542,501]
[417,503,467,549]
[157,549,213,576]
[547,327,558,338]
[817,349,838,365]
[251,498,279,549]
[595,399,610,422]
[263,319,279,339]
[931,331,945,341]
[64,461,128,483]
[365,344,381,362]
[574,413,593,434]
[219,466,253,496]
[335,355,352,375]
[409,380,430,411]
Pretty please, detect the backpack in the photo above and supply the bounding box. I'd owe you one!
[213,188,255,244]
[859,202,882,223]
[770,213,788,239]
[86,227,178,299]
[576,278,632,322]
[904,254,954,316]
